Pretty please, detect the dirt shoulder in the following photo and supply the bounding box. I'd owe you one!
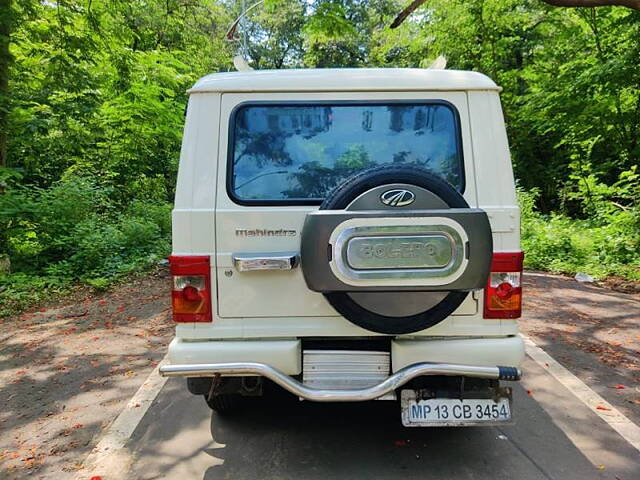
[520,272,640,424]
[0,269,173,479]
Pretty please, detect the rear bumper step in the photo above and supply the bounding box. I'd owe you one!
[159,362,521,402]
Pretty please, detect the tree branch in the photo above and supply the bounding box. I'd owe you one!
[540,0,640,9]
[390,0,640,29]
[390,0,428,29]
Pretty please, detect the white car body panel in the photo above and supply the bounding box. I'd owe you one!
[169,68,523,370]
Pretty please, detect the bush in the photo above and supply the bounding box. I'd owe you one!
[0,176,171,316]
[519,176,640,281]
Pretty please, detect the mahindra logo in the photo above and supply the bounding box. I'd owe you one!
[380,189,415,207]
[235,229,297,237]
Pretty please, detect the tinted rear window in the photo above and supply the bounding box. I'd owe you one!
[229,102,463,204]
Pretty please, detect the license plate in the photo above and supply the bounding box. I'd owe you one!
[401,390,512,427]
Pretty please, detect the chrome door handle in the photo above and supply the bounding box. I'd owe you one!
[232,252,299,272]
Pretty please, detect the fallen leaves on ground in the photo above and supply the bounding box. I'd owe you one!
[0,271,173,479]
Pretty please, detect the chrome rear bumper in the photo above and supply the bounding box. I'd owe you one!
[159,362,521,402]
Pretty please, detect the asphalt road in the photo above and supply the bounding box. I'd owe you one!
[123,357,639,480]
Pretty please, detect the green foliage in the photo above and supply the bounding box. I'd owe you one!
[304,2,357,41]
[0,1,234,315]
[520,170,640,281]
[362,0,639,216]
[244,0,306,69]
[302,0,399,67]
[0,176,171,315]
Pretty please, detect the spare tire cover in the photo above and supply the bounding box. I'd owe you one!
[319,165,474,335]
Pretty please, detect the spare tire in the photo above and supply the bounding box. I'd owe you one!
[300,165,493,335]
[322,165,469,210]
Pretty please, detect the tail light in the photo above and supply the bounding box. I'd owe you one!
[483,252,524,319]
[169,255,212,323]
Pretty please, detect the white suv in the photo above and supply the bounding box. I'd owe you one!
[161,68,525,427]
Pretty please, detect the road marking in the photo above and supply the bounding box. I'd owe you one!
[523,334,640,453]
[74,356,169,480]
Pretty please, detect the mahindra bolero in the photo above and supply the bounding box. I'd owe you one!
[160,68,525,427]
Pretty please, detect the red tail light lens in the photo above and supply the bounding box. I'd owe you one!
[483,252,524,319]
[169,255,212,323]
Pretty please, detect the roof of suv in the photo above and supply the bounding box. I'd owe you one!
[189,68,500,93]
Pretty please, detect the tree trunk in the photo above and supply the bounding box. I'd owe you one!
[0,0,12,168]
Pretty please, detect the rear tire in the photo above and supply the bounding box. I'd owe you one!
[204,394,243,414]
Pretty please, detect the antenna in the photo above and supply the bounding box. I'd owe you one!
[240,0,249,61]
[225,0,266,71]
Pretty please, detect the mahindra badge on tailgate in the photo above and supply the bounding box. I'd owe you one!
[380,189,415,207]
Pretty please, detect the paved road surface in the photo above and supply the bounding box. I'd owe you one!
[123,357,639,480]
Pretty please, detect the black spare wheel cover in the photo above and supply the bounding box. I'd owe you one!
[320,165,471,335]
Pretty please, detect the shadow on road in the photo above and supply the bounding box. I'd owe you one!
[127,378,611,480]
[202,383,604,480]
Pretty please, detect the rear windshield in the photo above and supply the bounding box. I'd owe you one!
[229,102,463,204]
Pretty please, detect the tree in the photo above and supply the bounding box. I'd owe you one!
[243,0,306,69]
